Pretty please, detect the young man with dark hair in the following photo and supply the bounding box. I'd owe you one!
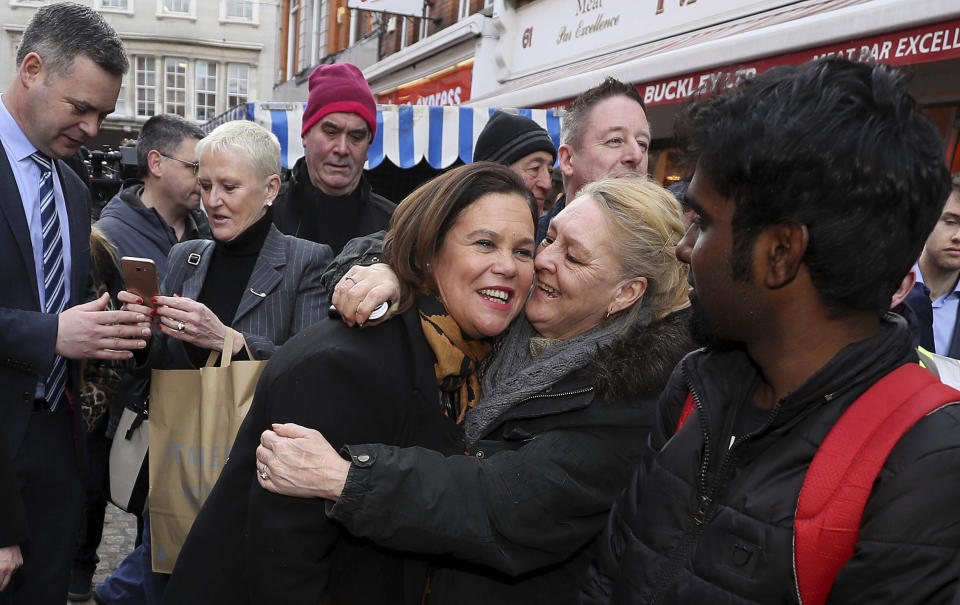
[582,58,959,604]
[906,174,960,358]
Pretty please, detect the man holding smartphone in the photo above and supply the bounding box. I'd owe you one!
[0,5,151,604]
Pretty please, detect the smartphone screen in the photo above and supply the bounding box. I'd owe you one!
[121,256,160,308]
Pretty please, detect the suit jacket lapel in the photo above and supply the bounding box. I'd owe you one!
[233,226,286,325]
[948,305,960,358]
[0,145,40,307]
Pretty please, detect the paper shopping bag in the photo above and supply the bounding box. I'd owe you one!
[148,328,267,573]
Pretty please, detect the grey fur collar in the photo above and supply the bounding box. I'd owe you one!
[588,307,695,400]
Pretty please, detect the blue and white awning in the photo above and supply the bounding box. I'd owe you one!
[203,102,563,171]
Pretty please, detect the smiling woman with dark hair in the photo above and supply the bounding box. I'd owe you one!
[161,162,539,605]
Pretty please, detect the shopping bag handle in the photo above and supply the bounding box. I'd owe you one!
[204,327,256,367]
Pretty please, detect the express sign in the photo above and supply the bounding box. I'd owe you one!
[377,63,473,106]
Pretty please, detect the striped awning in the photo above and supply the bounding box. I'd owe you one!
[203,102,563,171]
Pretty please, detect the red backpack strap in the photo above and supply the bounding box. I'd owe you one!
[793,363,960,605]
[675,392,696,433]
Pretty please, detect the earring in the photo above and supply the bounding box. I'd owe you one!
[605,311,611,319]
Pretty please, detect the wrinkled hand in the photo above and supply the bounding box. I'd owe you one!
[0,544,22,591]
[256,423,350,501]
[153,295,243,355]
[56,293,150,360]
[331,264,401,327]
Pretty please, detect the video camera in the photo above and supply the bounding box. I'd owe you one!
[81,146,138,218]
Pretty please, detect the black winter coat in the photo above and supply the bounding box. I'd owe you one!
[582,314,960,604]
[327,310,694,605]
[161,309,463,605]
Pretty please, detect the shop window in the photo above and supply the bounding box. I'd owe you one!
[135,56,157,118]
[227,63,249,109]
[164,58,187,117]
[196,61,218,122]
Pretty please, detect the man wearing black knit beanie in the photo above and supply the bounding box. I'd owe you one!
[474,111,557,215]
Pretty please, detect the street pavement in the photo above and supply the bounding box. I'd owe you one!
[68,504,138,605]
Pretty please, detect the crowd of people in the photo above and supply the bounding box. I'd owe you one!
[1,3,959,605]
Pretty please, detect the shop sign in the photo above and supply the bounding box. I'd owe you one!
[378,62,473,106]
[510,0,795,76]
[347,0,424,18]
[639,18,960,107]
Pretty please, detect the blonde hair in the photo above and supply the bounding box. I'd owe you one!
[578,177,690,322]
[196,120,281,180]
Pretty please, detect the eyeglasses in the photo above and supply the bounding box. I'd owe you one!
[159,153,199,174]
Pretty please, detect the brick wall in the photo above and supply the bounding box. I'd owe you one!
[380,0,486,57]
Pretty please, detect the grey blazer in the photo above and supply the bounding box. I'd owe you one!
[152,224,333,368]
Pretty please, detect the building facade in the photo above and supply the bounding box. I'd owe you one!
[0,0,279,146]
[273,0,494,105]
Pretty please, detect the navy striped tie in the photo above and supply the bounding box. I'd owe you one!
[31,152,68,411]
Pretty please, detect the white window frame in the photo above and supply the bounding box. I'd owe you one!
[296,0,310,73]
[458,0,470,20]
[135,56,157,119]
[164,57,187,117]
[226,63,249,109]
[417,6,429,40]
[195,60,218,123]
[95,0,134,14]
[219,0,259,24]
[156,0,196,20]
[111,79,131,118]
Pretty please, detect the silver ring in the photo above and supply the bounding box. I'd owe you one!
[176,320,185,332]
[259,467,269,480]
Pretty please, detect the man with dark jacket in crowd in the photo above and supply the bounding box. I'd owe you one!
[582,58,960,604]
[272,62,394,255]
[536,77,650,243]
[473,110,557,216]
[96,114,210,280]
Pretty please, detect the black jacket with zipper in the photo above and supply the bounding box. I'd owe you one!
[327,309,694,605]
[582,313,960,604]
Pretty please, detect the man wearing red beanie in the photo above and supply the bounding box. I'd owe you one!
[273,62,394,254]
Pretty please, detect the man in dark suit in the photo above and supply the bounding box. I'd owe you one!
[0,4,151,604]
[906,173,960,358]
